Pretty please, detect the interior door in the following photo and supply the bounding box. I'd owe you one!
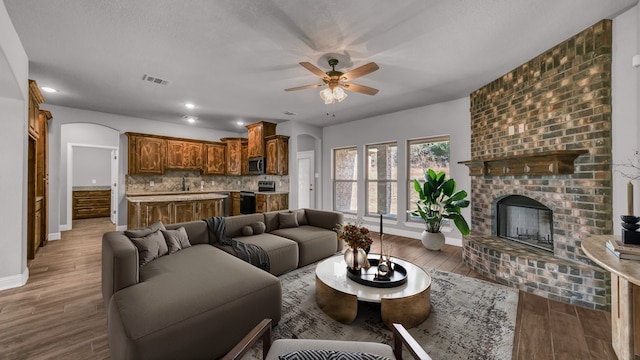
[297,151,315,209]
[111,149,118,224]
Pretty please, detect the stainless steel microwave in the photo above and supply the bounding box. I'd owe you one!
[248,157,265,174]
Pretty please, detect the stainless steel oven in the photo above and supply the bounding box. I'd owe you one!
[248,157,264,175]
[240,191,256,214]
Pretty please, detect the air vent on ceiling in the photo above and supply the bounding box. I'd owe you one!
[142,74,171,86]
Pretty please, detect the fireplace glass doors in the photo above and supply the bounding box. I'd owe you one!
[496,195,553,252]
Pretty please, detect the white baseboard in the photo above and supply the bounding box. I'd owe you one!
[59,223,71,231]
[116,225,127,231]
[48,232,61,241]
[0,267,29,291]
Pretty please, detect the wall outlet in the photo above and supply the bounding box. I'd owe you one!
[91,179,96,184]
[508,125,515,136]
[150,180,154,187]
[200,180,205,187]
[518,124,525,133]
[237,180,241,185]
[211,180,215,186]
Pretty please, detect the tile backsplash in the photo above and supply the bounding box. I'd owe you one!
[126,170,289,193]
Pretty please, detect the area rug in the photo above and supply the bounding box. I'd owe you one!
[246,262,518,360]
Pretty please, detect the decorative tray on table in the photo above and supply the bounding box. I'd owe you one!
[346,257,408,288]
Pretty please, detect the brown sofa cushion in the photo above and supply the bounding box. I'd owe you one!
[278,212,299,229]
[129,229,169,267]
[162,227,191,254]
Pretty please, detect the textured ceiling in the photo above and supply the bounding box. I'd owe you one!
[4,0,637,132]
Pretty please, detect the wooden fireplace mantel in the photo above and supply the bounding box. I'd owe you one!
[458,150,588,176]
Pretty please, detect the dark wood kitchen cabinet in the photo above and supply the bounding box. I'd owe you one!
[265,135,289,175]
[221,137,244,176]
[203,142,226,175]
[126,133,166,175]
[166,140,203,170]
[256,193,288,213]
[246,121,276,159]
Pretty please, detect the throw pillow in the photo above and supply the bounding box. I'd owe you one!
[252,221,266,234]
[242,225,254,236]
[125,220,166,238]
[161,227,191,254]
[278,212,299,229]
[279,350,391,360]
[129,229,168,267]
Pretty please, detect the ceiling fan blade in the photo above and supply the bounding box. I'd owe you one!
[284,84,324,92]
[299,62,328,79]
[341,62,379,81]
[342,83,379,95]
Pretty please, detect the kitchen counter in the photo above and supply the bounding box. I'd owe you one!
[127,193,227,203]
[255,191,289,195]
[74,186,111,191]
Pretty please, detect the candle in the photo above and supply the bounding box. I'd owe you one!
[380,214,383,235]
[628,181,634,216]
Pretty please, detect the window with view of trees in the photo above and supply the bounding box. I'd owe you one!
[333,147,358,213]
[366,142,397,218]
[407,136,450,221]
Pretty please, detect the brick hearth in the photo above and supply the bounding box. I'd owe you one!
[462,20,612,310]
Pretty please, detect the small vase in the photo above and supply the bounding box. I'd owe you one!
[344,247,370,271]
[421,230,445,251]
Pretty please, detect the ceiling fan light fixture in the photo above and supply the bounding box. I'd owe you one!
[320,88,335,104]
[333,87,347,102]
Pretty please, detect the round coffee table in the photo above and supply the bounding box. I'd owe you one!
[315,254,432,329]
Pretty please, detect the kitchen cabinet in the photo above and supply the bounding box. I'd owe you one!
[221,137,244,176]
[28,80,44,140]
[203,142,226,175]
[246,121,276,159]
[166,140,203,170]
[241,140,249,175]
[265,135,289,175]
[256,193,288,213]
[73,189,111,219]
[230,192,241,216]
[126,133,166,174]
[127,195,224,228]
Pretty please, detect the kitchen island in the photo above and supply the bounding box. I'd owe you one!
[127,192,226,229]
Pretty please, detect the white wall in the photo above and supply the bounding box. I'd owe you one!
[0,1,29,289]
[73,147,112,186]
[322,97,471,245]
[612,5,640,234]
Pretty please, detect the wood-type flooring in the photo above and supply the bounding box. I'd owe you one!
[0,218,615,359]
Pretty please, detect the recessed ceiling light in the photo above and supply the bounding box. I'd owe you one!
[182,115,197,123]
[236,121,244,126]
[185,103,195,109]
[41,87,58,93]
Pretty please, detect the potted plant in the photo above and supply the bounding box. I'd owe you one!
[408,169,470,250]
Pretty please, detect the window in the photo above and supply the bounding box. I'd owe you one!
[407,136,450,221]
[366,142,397,218]
[333,147,358,213]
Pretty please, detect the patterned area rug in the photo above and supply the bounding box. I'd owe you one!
[246,261,518,360]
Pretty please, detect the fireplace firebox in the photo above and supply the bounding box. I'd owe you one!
[496,195,553,252]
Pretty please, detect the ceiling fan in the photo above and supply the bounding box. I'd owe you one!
[285,59,379,104]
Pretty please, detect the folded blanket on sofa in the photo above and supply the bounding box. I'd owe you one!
[204,217,271,272]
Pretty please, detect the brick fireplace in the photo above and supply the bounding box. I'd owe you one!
[462,20,612,310]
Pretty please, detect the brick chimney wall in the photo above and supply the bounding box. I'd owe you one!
[468,19,613,266]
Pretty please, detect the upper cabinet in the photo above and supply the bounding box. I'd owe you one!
[203,142,226,175]
[221,137,244,176]
[126,133,166,174]
[265,135,289,175]
[166,140,203,170]
[241,139,249,176]
[246,121,276,159]
[28,80,45,140]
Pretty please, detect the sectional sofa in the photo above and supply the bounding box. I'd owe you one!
[102,208,343,360]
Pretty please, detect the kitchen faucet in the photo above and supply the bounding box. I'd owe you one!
[182,176,188,191]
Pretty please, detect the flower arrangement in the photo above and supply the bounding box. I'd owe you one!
[334,218,373,250]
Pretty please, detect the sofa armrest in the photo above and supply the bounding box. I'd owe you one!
[303,209,344,232]
[222,318,272,360]
[102,231,139,307]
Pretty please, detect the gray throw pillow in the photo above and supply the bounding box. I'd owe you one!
[125,220,166,238]
[161,227,191,254]
[242,225,254,236]
[129,229,168,267]
[278,212,299,229]
[252,221,266,234]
